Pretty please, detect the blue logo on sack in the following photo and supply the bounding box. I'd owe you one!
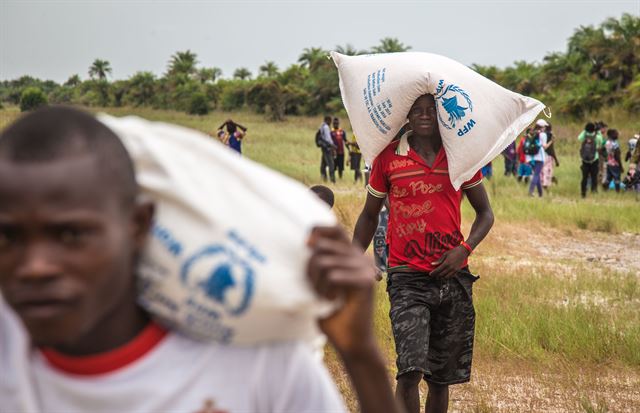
[181,245,254,317]
[434,80,477,137]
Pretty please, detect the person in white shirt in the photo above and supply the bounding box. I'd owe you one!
[526,119,549,197]
[0,107,400,413]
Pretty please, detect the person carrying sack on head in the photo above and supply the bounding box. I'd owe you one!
[352,94,494,413]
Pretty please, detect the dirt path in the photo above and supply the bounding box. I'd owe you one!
[327,354,640,413]
[451,359,640,413]
[475,221,640,276]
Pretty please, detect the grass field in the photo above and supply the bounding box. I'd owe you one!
[1,106,639,412]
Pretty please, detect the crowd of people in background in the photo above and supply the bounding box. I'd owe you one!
[499,118,640,198]
[213,115,639,200]
[578,121,640,197]
[499,118,558,197]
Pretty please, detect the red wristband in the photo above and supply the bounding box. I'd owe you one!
[460,241,473,255]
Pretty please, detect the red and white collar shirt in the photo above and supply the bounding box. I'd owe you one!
[367,133,482,273]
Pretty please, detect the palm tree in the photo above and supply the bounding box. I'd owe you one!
[470,64,500,82]
[127,71,156,106]
[259,61,279,78]
[567,25,607,66]
[197,67,222,83]
[233,67,252,80]
[602,13,640,89]
[279,64,308,85]
[335,43,368,56]
[298,47,326,72]
[502,61,540,95]
[167,50,198,76]
[370,37,411,53]
[211,67,223,82]
[540,52,582,91]
[64,74,81,87]
[88,59,112,80]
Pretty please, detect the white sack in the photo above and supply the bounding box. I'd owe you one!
[99,114,336,345]
[331,51,546,189]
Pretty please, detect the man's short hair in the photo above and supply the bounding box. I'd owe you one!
[607,129,618,139]
[0,105,138,207]
[324,115,332,123]
[585,123,596,133]
[310,185,334,208]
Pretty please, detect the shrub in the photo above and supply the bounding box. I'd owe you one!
[20,87,48,112]
[188,92,209,115]
[219,80,248,111]
[49,86,77,104]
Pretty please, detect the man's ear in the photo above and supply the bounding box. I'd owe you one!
[132,198,155,250]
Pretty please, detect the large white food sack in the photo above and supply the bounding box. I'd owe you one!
[332,52,546,189]
[99,114,336,345]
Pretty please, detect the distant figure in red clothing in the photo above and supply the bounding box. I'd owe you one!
[516,128,533,183]
[331,117,348,180]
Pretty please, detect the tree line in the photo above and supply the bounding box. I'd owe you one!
[2,14,638,119]
[473,13,639,117]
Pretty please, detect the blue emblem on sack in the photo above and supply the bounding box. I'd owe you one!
[434,80,476,137]
[181,245,254,317]
[441,96,468,125]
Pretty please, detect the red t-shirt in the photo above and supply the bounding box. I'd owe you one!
[367,134,482,273]
[517,136,527,163]
[331,129,346,155]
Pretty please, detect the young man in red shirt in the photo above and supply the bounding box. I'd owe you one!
[353,94,494,413]
[331,117,348,180]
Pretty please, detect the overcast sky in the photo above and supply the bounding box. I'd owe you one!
[1,0,638,83]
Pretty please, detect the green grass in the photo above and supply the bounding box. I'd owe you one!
[469,166,640,235]
[369,265,640,369]
[579,397,610,413]
[473,269,640,365]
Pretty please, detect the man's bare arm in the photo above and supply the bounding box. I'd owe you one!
[308,226,403,413]
[463,182,494,250]
[431,182,493,278]
[234,122,248,132]
[352,193,385,250]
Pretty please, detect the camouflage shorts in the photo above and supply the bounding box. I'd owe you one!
[386,267,479,385]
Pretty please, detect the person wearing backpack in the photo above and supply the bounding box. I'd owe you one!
[317,115,337,183]
[578,122,604,198]
[603,129,624,192]
[525,120,548,197]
